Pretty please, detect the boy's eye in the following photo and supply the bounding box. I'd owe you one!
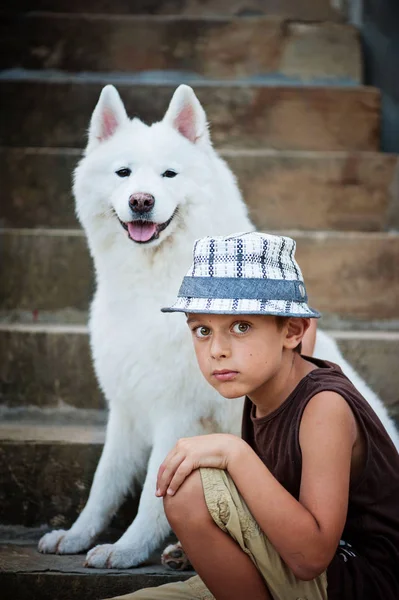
[232,322,250,334]
[194,326,211,338]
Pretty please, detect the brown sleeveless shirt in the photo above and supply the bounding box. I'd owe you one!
[241,357,399,600]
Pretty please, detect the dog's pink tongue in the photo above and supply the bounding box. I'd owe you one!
[127,221,157,242]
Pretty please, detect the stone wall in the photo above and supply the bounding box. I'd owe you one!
[361,0,399,152]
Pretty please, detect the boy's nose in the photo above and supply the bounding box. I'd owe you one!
[210,335,231,359]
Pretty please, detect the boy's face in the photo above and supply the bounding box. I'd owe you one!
[186,313,300,401]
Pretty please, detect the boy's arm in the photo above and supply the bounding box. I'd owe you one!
[227,391,357,580]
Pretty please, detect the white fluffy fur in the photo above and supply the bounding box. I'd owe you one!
[38,85,399,568]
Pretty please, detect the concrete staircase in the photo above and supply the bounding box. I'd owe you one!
[1,1,399,598]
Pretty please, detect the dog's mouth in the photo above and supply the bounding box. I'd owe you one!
[119,212,176,244]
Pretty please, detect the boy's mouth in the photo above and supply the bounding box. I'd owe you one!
[119,213,176,244]
[212,370,239,382]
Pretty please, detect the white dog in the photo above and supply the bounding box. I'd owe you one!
[38,84,399,569]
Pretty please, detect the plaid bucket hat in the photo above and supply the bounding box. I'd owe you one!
[161,231,320,318]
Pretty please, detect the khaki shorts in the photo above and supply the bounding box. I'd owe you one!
[107,468,327,600]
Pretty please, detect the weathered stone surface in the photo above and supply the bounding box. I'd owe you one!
[0,431,104,526]
[0,544,192,600]
[278,22,359,83]
[0,230,94,312]
[3,148,398,231]
[0,79,381,151]
[1,324,398,412]
[0,423,141,528]
[0,15,361,83]
[0,422,105,443]
[292,231,399,321]
[0,324,104,410]
[332,332,399,412]
[0,148,80,229]
[3,0,346,20]
[2,229,398,321]
[226,150,399,231]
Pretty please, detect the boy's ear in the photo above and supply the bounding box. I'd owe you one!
[283,318,311,350]
[163,84,210,146]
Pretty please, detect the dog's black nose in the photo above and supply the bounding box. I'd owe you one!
[129,193,155,214]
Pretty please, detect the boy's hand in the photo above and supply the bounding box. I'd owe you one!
[156,434,243,497]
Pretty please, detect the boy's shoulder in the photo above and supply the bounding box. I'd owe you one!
[300,388,357,443]
[299,356,358,399]
[298,359,398,455]
[298,357,370,414]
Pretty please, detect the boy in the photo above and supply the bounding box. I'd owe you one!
[108,232,399,600]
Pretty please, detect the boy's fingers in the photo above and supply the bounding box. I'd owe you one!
[156,465,165,485]
[156,467,164,494]
[156,448,179,491]
[158,449,177,476]
[166,460,194,496]
[156,454,185,496]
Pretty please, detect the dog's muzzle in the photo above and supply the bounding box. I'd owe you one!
[118,194,177,244]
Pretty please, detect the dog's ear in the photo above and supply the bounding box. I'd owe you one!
[163,85,210,146]
[86,85,128,153]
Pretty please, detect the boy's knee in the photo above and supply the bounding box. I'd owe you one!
[163,470,211,529]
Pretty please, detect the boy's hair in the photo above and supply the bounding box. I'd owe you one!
[275,317,302,354]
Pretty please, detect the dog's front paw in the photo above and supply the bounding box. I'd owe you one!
[38,529,67,554]
[38,529,93,554]
[84,543,141,569]
[161,541,191,571]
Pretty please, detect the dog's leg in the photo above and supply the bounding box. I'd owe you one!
[38,408,145,555]
[84,433,178,569]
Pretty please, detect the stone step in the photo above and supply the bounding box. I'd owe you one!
[0,319,399,412]
[0,229,93,312]
[1,323,399,412]
[1,229,399,321]
[2,0,346,20]
[0,15,361,83]
[1,340,399,527]
[2,147,398,231]
[0,76,380,151]
[0,539,192,600]
[0,421,107,527]
[0,419,137,530]
[0,324,104,411]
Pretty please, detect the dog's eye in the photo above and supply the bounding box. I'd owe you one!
[162,170,177,178]
[116,168,131,178]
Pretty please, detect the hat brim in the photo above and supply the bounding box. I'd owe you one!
[161,297,320,318]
